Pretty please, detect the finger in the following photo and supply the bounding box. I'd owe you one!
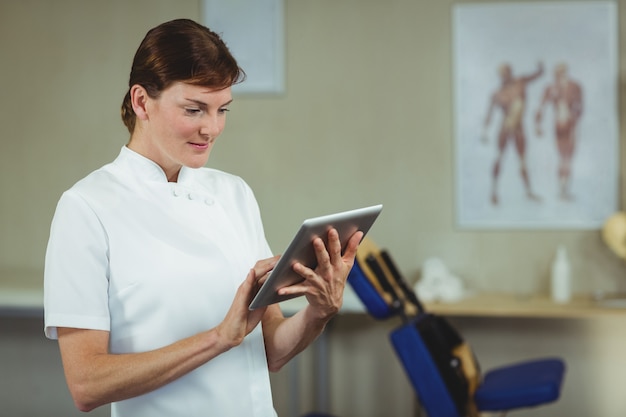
[292,261,320,282]
[342,231,364,262]
[326,228,342,261]
[313,236,331,269]
[257,272,270,285]
[242,269,261,301]
[277,277,312,297]
[286,261,326,292]
[243,268,271,304]
[253,255,280,277]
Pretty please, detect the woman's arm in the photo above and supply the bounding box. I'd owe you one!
[58,326,227,412]
[57,257,277,412]
[262,228,363,371]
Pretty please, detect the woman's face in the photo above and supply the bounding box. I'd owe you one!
[132,81,232,181]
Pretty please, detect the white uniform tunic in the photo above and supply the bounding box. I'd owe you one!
[44,146,277,417]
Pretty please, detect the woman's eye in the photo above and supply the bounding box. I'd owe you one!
[219,108,230,115]
[185,108,201,115]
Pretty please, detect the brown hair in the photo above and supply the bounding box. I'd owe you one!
[121,19,245,133]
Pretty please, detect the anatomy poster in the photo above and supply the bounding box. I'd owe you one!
[454,2,618,229]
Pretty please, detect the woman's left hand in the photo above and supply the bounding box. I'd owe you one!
[278,228,364,321]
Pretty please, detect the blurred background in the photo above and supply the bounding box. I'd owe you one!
[0,1,624,416]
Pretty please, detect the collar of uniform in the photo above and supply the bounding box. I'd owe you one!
[115,146,195,185]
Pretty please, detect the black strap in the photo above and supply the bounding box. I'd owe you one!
[379,250,425,313]
[365,254,404,315]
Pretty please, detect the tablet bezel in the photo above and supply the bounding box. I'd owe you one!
[248,204,383,310]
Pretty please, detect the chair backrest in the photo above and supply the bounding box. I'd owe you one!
[391,320,463,417]
[347,260,397,319]
[347,237,422,320]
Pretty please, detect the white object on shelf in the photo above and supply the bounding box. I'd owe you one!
[415,258,465,303]
[551,245,572,304]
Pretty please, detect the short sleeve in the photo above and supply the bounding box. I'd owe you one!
[44,190,111,339]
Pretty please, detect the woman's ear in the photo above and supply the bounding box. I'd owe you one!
[130,85,150,121]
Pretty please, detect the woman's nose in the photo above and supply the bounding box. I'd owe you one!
[200,115,221,138]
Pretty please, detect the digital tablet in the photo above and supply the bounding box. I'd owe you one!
[249,204,383,310]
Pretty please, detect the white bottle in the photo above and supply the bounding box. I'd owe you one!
[551,245,571,303]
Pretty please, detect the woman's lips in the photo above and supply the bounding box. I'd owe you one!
[189,142,209,150]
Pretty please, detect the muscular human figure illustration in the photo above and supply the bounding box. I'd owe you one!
[483,62,544,205]
[535,63,583,201]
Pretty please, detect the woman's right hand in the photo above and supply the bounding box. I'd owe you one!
[215,255,280,349]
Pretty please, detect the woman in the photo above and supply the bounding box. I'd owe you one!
[44,18,362,417]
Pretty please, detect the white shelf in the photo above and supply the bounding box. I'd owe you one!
[423,292,626,319]
[0,268,44,317]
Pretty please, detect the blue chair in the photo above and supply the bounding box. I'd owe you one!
[390,318,565,417]
[348,239,566,417]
